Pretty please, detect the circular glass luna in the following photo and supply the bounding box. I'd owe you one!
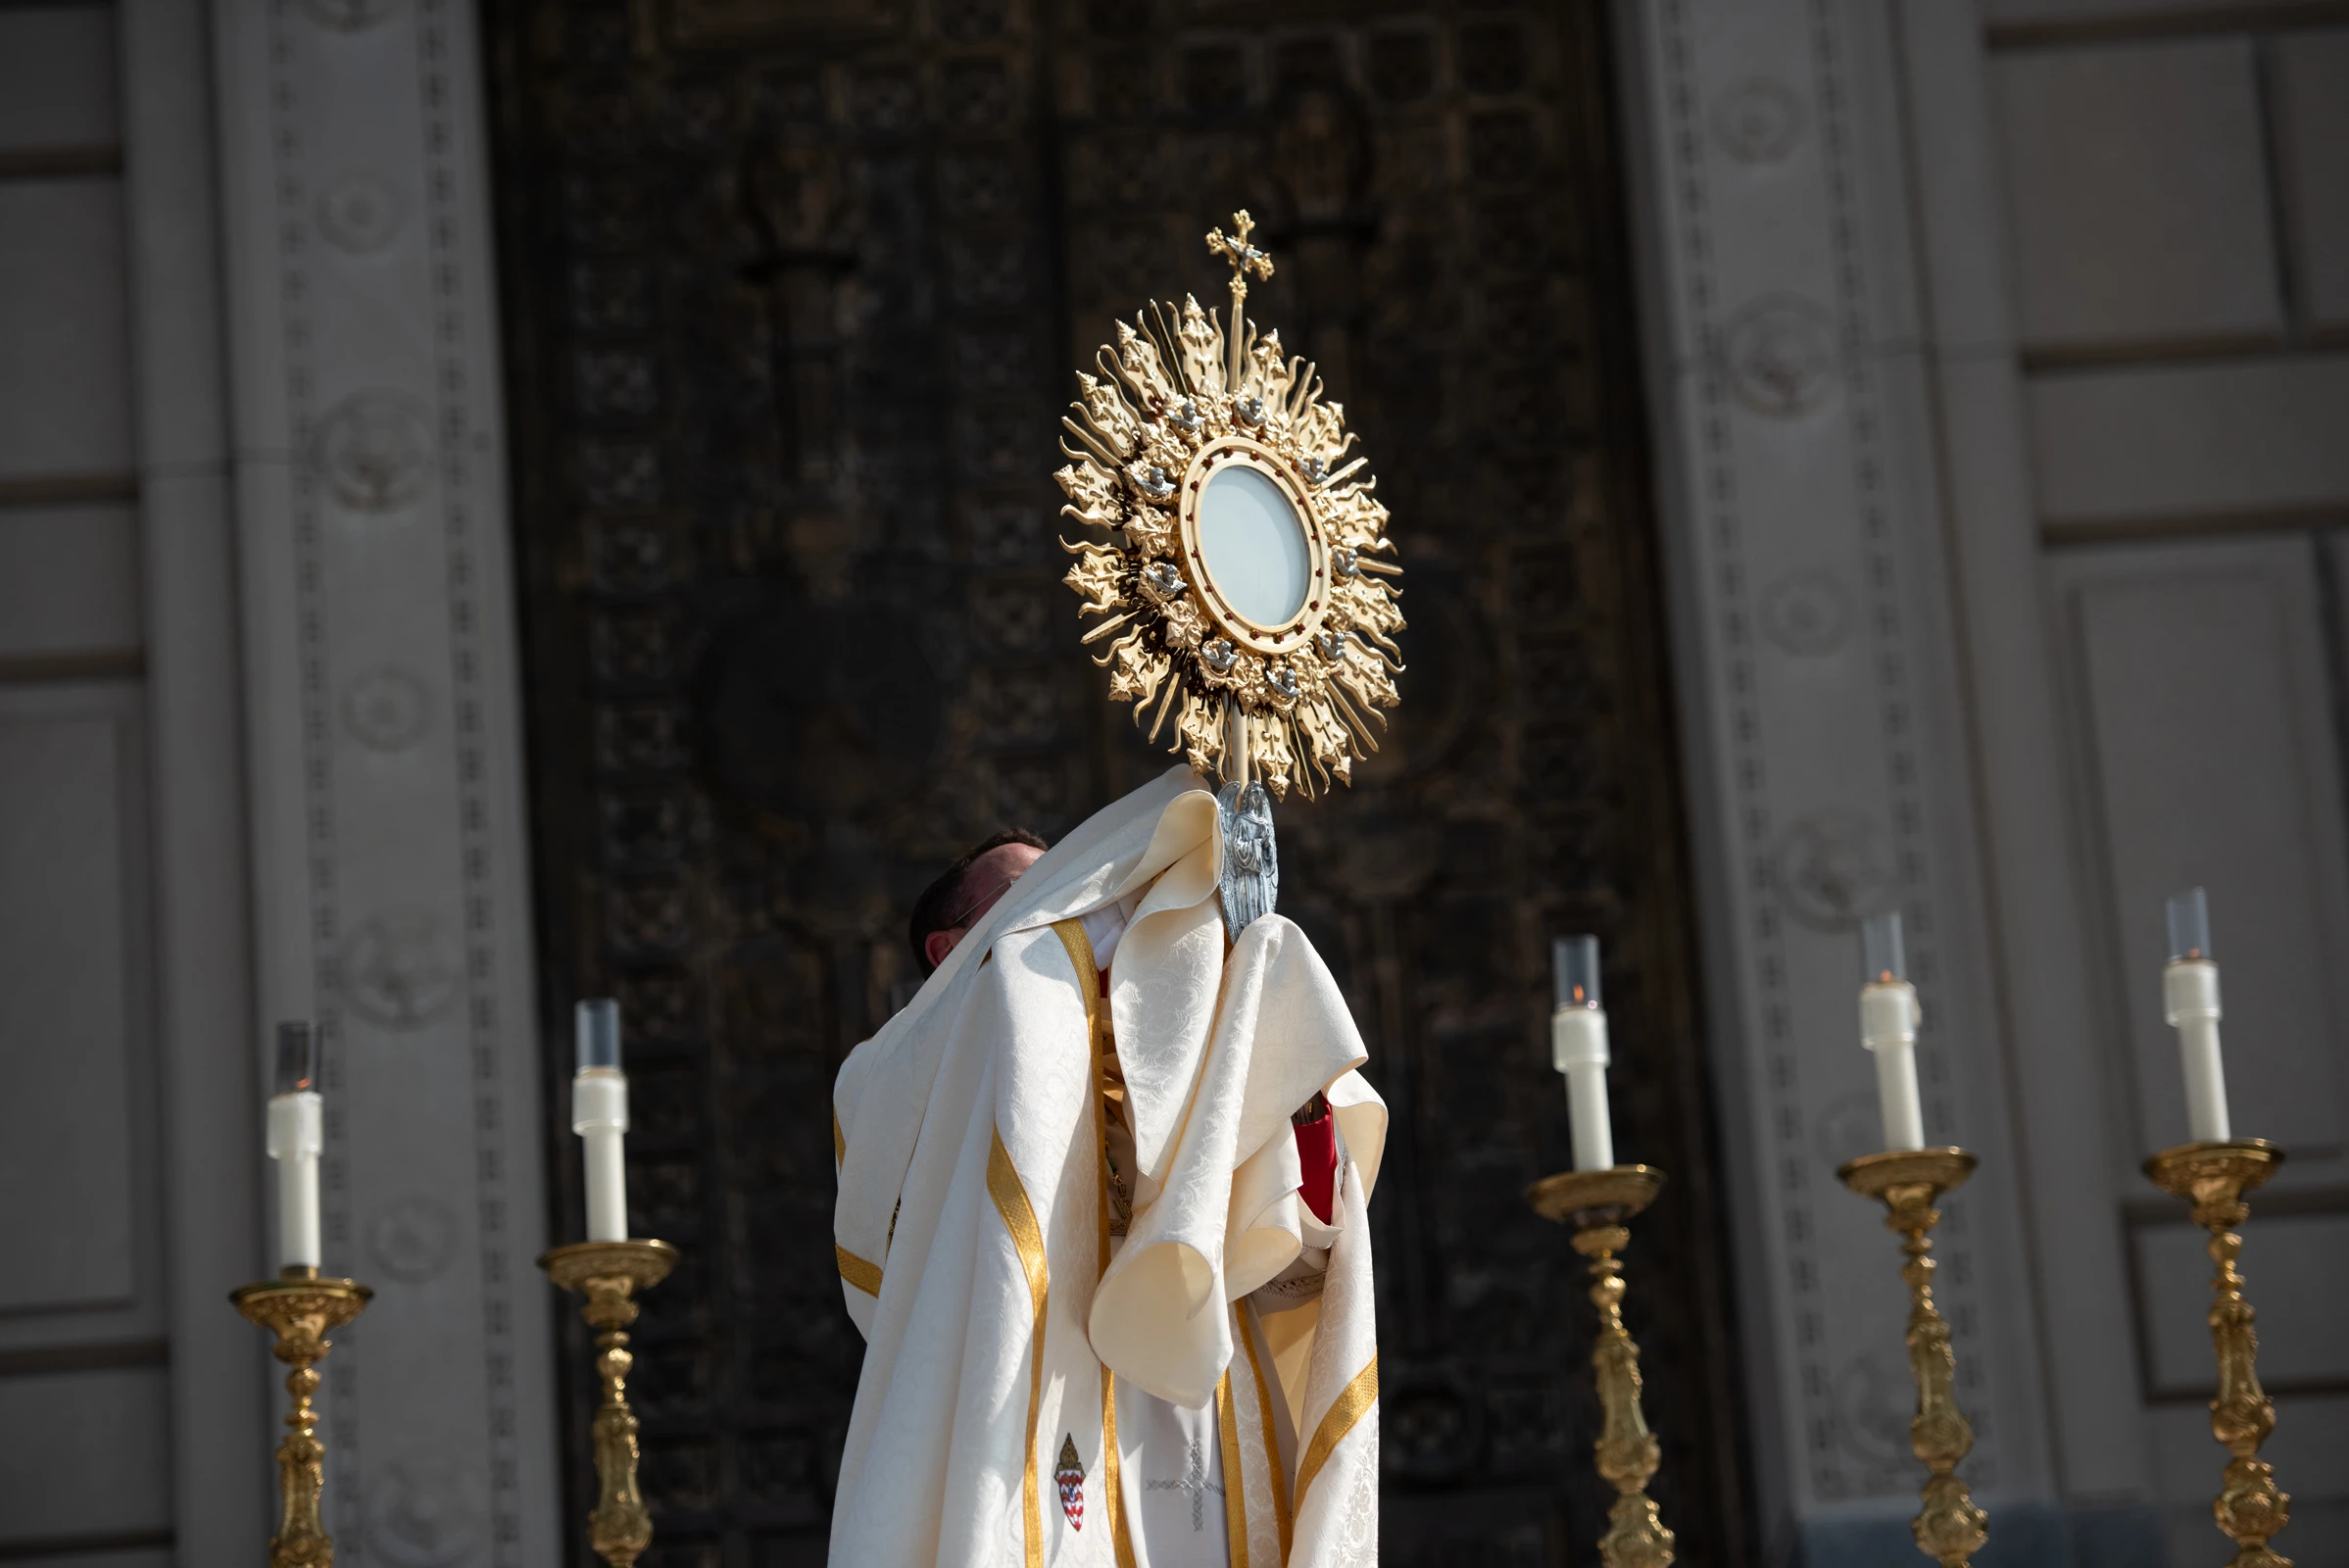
[1195,464,1312,627]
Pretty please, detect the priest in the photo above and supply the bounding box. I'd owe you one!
[830,765,1385,1566]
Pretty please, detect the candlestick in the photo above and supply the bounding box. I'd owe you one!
[2165,888,2231,1143]
[541,1239,679,1568]
[575,1000,629,1244]
[1526,1164,1674,1568]
[2144,1139,2291,1568]
[1859,913,1927,1152]
[1551,935,1614,1172]
[267,1021,324,1270]
[231,1268,372,1567]
[1838,1149,1988,1567]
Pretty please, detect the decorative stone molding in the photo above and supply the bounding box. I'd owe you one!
[1616,0,2052,1533]
[211,0,558,1556]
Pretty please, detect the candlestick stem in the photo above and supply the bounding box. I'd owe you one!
[230,1268,372,1567]
[1838,1149,1988,1568]
[542,1239,679,1568]
[1527,1165,1675,1568]
[2145,1139,2291,1568]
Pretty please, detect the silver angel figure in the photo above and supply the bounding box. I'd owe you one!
[1217,780,1278,940]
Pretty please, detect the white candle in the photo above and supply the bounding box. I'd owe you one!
[1859,914,1927,1152]
[574,1000,630,1242]
[2164,888,2230,1144]
[1550,936,1615,1172]
[266,1021,324,1271]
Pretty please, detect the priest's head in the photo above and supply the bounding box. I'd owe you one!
[908,827,1048,974]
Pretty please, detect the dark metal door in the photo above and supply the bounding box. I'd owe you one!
[486,2,1750,1561]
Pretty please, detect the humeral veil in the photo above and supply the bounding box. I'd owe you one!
[831,767,1386,1565]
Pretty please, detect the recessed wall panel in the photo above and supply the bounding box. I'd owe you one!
[2030,356,2349,525]
[0,180,133,479]
[0,1367,171,1546]
[0,505,141,661]
[2275,28,2349,335]
[2060,538,2349,1169]
[0,7,120,152]
[0,694,142,1311]
[1994,38,2280,352]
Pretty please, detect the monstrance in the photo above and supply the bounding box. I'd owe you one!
[1058,213,1404,924]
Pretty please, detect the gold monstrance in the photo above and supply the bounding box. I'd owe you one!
[1058,212,1404,798]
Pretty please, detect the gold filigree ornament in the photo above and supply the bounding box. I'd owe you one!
[1057,211,1403,797]
[1839,1149,1991,1568]
[540,1239,680,1568]
[2145,1140,2292,1568]
[231,1267,373,1568]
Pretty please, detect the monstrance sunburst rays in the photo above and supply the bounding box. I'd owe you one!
[1056,212,1404,800]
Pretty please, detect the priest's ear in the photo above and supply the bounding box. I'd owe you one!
[923,926,963,973]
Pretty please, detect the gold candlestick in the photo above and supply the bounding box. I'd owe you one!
[1527,1164,1676,1568]
[230,1266,373,1567]
[1837,1148,1988,1568]
[2144,1139,2291,1568]
[541,1239,679,1568]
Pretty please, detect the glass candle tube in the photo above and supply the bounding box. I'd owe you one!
[1550,936,1614,1171]
[2162,888,2228,1143]
[573,1000,630,1242]
[1858,913,1926,1152]
[266,1021,324,1270]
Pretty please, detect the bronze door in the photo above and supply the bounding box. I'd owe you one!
[486,1,1749,1561]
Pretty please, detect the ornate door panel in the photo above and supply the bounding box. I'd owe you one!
[487,2,1749,1562]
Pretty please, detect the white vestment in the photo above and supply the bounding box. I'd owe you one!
[830,766,1385,1567]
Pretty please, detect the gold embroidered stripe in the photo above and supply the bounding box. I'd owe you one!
[834,1245,883,1298]
[1102,1366,1134,1568]
[832,1110,845,1165]
[1294,1355,1380,1506]
[988,1129,1051,1568]
[1050,919,1105,1050]
[1238,1303,1291,1561]
[1054,919,1138,1568]
[1216,1367,1249,1568]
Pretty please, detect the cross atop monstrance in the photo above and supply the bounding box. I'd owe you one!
[1204,211,1275,385]
[1204,209,1273,284]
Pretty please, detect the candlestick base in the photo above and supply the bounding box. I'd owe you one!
[540,1239,679,1568]
[230,1267,373,1568]
[2144,1140,2291,1568]
[1526,1165,1674,1568]
[1836,1148,1987,1568]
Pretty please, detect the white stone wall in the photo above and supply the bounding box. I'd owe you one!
[0,2,265,1559]
[0,0,559,1560]
[1612,2,2058,1555]
[1619,0,2349,1561]
[1979,3,2349,1558]
[209,0,561,1558]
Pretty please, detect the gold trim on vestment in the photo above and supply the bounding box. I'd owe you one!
[834,1244,883,1298]
[1295,1354,1379,1506]
[1238,1301,1292,1561]
[832,1110,845,1165]
[1216,1366,1249,1568]
[1052,919,1137,1568]
[989,1129,1050,1568]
